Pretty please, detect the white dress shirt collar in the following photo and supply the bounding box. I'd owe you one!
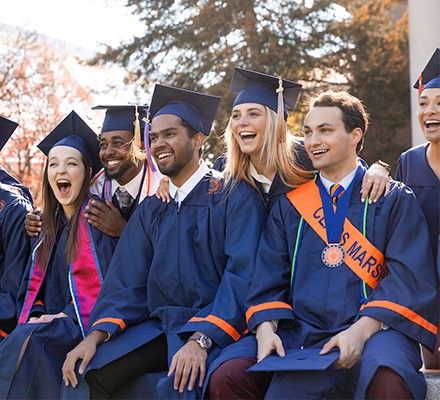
[169,161,210,206]
[319,165,359,195]
[111,165,145,200]
[249,162,273,194]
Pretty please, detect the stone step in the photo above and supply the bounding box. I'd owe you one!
[425,370,440,400]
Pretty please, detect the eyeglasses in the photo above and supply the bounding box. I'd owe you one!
[99,139,133,151]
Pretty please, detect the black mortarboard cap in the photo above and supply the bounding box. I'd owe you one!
[0,116,18,150]
[414,49,440,94]
[37,111,101,175]
[231,67,302,119]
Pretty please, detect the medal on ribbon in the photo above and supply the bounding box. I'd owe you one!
[321,243,345,268]
[317,172,359,268]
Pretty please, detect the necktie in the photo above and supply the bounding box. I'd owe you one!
[330,184,345,205]
[114,187,133,210]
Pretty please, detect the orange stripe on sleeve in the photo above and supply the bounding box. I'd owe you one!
[92,317,126,331]
[34,300,44,306]
[189,315,241,341]
[0,329,8,338]
[246,301,293,324]
[360,300,438,335]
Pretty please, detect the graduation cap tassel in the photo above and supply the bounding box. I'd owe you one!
[276,77,286,144]
[133,105,142,148]
[142,115,156,172]
[131,105,146,164]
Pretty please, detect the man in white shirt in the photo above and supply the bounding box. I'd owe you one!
[62,84,265,400]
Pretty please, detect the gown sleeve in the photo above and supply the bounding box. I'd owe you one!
[245,196,297,332]
[358,183,438,351]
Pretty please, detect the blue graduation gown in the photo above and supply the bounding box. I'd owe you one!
[396,143,440,266]
[208,168,437,399]
[85,171,265,398]
[0,183,32,335]
[0,216,117,399]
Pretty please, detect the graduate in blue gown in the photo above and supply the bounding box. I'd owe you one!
[208,91,437,400]
[0,116,33,337]
[61,84,265,399]
[0,111,118,399]
[396,48,440,369]
[0,165,32,203]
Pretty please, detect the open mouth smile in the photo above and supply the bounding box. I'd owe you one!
[57,179,71,195]
[105,159,122,168]
[311,149,329,156]
[239,131,257,141]
[155,152,173,161]
[425,119,440,129]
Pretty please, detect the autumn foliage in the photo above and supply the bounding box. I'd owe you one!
[0,31,92,204]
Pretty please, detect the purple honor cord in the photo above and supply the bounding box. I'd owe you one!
[143,120,156,172]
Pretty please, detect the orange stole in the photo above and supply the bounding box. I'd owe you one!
[286,180,386,289]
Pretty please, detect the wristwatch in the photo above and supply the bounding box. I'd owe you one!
[188,334,212,350]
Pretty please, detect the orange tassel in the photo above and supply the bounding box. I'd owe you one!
[130,105,145,164]
[418,74,424,96]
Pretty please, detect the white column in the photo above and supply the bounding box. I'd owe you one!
[408,0,440,145]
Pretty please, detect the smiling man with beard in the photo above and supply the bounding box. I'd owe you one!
[87,105,162,236]
[62,84,265,400]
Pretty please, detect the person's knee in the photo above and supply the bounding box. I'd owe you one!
[209,358,266,400]
[367,367,412,400]
[85,369,111,399]
[84,369,99,386]
[208,360,239,392]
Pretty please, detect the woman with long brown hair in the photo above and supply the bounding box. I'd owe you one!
[0,111,117,399]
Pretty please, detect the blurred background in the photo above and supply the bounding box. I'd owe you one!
[0,0,438,203]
